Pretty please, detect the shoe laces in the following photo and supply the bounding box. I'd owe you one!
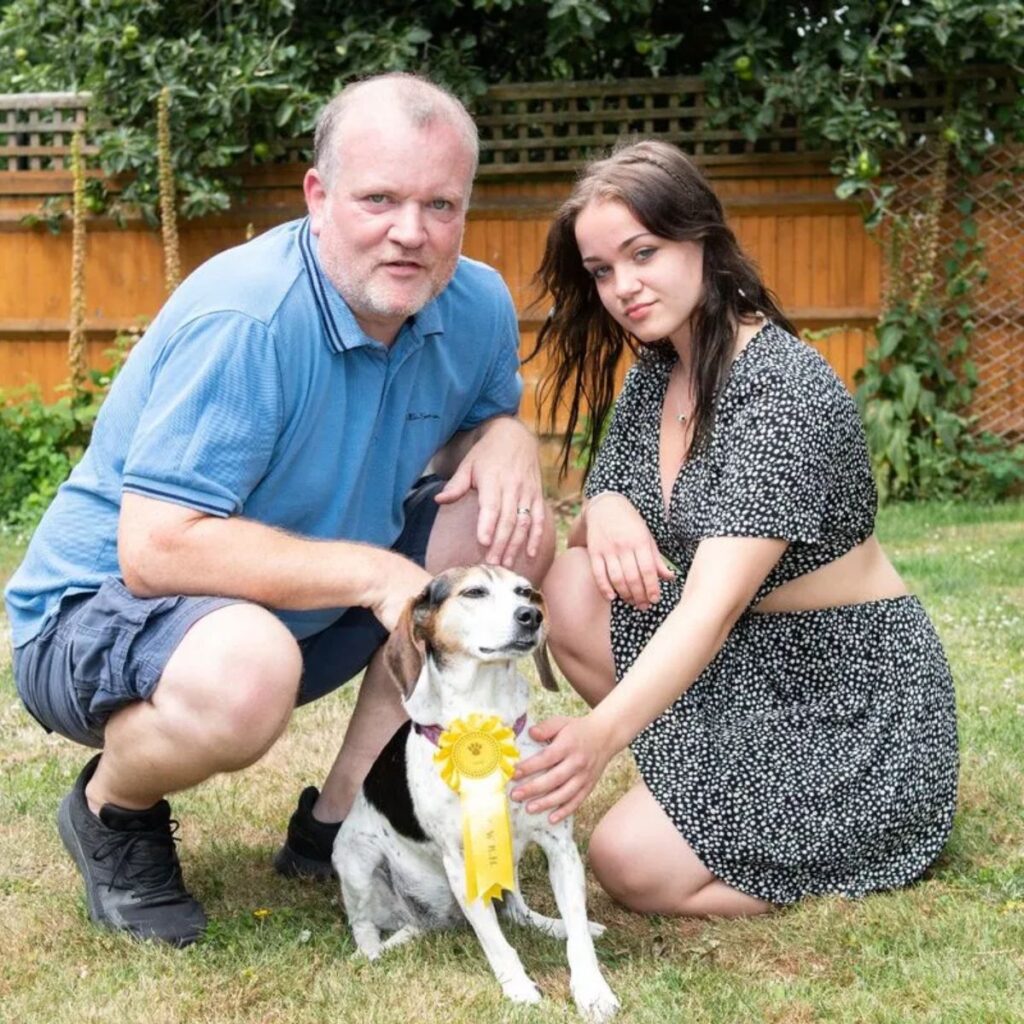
[93,819,189,907]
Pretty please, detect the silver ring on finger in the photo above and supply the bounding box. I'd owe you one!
[516,506,532,517]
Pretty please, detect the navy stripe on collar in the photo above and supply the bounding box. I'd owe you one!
[298,218,347,354]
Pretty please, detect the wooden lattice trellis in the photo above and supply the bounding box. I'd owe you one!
[473,66,1019,174]
[0,92,96,170]
[884,141,1024,439]
[475,75,808,172]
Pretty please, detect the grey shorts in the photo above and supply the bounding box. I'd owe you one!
[13,475,444,749]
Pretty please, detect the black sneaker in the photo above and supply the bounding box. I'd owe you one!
[57,754,207,947]
[272,785,341,881]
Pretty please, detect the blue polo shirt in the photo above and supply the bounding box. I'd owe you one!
[4,218,522,646]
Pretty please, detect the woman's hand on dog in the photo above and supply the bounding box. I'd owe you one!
[511,714,615,824]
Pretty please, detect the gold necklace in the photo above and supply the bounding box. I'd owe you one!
[670,363,693,426]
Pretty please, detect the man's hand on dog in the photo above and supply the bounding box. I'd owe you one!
[369,557,433,633]
[511,714,615,824]
[435,417,545,568]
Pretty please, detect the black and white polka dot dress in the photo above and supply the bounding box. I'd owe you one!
[584,322,958,904]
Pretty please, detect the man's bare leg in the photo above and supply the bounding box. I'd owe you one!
[87,603,302,813]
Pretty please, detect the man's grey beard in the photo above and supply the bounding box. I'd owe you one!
[319,249,457,324]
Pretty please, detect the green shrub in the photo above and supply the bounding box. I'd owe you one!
[0,333,134,530]
[0,390,90,530]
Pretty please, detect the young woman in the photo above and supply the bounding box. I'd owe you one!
[510,140,958,918]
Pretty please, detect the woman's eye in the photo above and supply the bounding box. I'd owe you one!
[635,247,656,262]
[591,265,610,280]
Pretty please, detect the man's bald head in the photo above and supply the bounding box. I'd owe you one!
[313,74,479,192]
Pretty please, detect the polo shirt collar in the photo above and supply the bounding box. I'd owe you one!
[298,217,445,353]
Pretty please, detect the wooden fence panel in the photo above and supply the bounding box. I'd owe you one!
[1,161,879,453]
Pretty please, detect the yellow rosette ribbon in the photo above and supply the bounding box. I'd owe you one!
[435,713,520,904]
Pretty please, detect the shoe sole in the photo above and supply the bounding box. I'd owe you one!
[273,843,336,882]
[57,793,204,947]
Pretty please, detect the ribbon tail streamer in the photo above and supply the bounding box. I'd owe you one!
[460,776,515,904]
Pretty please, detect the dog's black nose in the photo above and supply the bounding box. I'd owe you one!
[515,605,542,630]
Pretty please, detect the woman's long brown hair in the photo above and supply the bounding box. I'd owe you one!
[528,140,796,479]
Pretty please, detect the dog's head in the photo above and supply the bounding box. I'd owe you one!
[383,564,559,698]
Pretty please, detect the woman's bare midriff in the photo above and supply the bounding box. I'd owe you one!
[751,536,909,614]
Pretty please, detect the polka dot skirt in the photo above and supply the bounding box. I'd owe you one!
[584,323,959,904]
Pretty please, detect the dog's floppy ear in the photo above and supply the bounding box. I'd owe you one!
[382,574,453,699]
[533,642,560,692]
[383,601,425,700]
[383,587,432,699]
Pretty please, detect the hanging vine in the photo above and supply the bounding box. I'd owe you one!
[157,86,181,295]
[67,129,87,393]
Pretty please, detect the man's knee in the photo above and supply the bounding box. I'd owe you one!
[156,603,302,755]
[544,548,607,661]
[427,492,557,584]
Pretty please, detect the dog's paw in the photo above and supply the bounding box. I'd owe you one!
[349,923,383,961]
[350,944,382,963]
[587,920,607,939]
[572,976,620,1024]
[502,975,542,1005]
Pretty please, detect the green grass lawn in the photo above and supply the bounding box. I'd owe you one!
[1,503,1022,1024]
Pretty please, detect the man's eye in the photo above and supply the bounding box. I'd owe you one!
[430,198,453,211]
[460,587,488,599]
[366,194,389,204]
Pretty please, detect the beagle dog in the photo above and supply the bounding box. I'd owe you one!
[333,565,619,1023]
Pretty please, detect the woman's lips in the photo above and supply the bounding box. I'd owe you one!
[624,301,653,319]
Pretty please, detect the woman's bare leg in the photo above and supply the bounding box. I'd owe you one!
[589,782,774,918]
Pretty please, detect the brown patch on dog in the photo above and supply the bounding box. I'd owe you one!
[382,567,471,695]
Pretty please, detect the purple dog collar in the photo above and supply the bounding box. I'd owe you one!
[414,713,528,747]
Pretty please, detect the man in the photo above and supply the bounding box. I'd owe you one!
[3,73,554,947]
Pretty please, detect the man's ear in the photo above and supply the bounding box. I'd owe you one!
[533,643,560,692]
[382,595,428,700]
[303,167,327,234]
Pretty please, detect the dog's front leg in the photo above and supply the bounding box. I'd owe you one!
[534,830,619,1024]
[441,852,541,1005]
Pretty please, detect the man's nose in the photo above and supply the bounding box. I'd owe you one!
[388,202,427,248]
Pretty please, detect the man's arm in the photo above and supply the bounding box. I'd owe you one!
[118,493,429,632]
[430,415,546,566]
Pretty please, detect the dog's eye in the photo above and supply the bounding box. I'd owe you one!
[459,587,488,599]
[513,585,535,599]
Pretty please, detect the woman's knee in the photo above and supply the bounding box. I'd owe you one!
[588,815,658,910]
